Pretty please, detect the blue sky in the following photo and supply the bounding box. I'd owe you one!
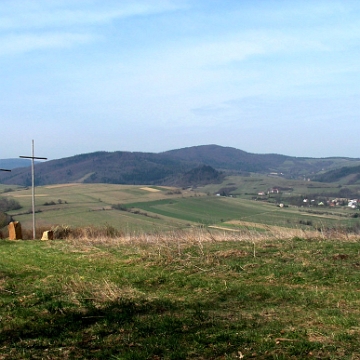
[1,0,359,160]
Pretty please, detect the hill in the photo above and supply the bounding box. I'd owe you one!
[163,144,290,172]
[0,151,193,187]
[171,165,225,187]
[0,158,38,170]
[164,145,360,178]
[312,165,360,185]
[1,145,360,187]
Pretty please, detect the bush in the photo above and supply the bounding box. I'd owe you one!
[2,188,14,193]
[44,201,57,206]
[112,203,128,211]
[0,197,21,212]
[0,211,11,229]
[299,220,313,226]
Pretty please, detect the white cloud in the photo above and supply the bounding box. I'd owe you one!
[0,32,95,56]
[0,0,186,30]
[0,1,187,56]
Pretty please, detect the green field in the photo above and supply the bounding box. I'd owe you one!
[125,195,358,228]
[2,184,197,233]
[1,235,359,359]
[1,177,360,237]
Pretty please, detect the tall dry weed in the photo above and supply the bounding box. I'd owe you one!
[27,223,360,246]
[63,276,144,307]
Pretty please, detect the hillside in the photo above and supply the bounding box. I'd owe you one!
[0,151,194,187]
[1,145,360,187]
[163,145,290,172]
[0,158,38,170]
[164,145,360,178]
[313,164,360,185]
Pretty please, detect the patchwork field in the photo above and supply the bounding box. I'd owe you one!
[2,179,360,237]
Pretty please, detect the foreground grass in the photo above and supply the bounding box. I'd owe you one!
[1,231,360,359]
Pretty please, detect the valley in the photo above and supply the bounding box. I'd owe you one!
[1,172,359,237]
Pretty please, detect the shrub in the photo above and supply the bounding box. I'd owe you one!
[112,203,128,211]
[0,211,11,229]
[0,197,21,212]
[299,220,313,226]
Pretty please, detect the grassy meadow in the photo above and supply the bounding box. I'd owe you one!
[1,231,360,359]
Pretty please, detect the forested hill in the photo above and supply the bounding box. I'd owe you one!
[312,164,360,184]
[163,145,290,172]
[1,145,360,186]
[0,158,38,170]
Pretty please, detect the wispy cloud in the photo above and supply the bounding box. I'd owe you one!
[0,32,95,56]
[0,0,186,30]
[0,0,186,55]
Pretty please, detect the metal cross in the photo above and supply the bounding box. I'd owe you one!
[19,140,47,239]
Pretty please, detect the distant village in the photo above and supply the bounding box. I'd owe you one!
[213,184,359,210]
[256,187,359,209]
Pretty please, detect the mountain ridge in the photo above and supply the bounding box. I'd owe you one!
[1,145,360,186]
[0,158,40,170]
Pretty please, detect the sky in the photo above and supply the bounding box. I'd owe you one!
[1,0,359,160]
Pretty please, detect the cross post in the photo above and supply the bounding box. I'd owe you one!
[20,140,47,239]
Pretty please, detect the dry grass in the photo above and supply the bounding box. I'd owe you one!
[139,187,161,192]
[57,224,360,246]
[63,277,144,306]
[44,183,81,189]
